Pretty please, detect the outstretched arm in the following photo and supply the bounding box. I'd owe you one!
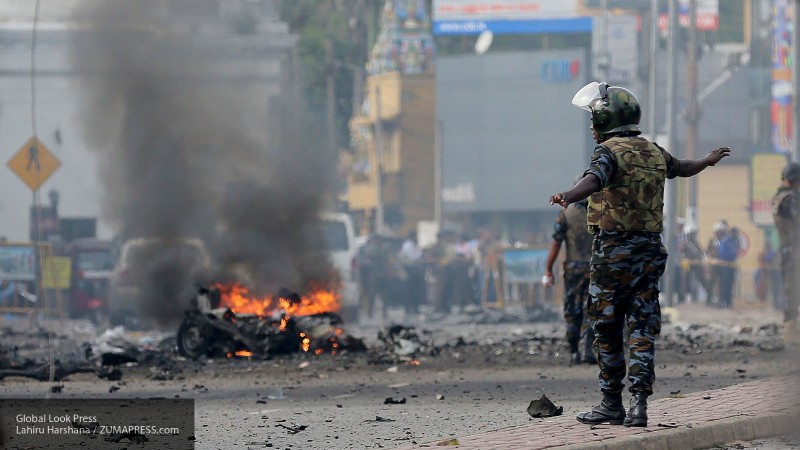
[545,240,562,277]
[549,173,601,208]
[543,239,562,287]
[674,147,731,177]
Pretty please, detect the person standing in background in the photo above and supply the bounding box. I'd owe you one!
[678,225,709,303]
[398,231,425,315]
[716,223,740,308]
[772,162,800,344]
[543,199,596,366]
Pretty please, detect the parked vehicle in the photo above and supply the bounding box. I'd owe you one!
[109,237,211,327]
[319,213,358,321]
[64,238,114,321]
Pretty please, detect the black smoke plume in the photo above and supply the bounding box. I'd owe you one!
[68,1,336,326]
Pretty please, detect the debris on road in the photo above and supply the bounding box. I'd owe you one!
[378,325,426,357]
[365,416,395,423]
[276,423,307,434]
[526,394,563,418]
[0,364,97,381]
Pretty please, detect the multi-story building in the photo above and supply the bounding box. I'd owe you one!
[346,0,437,237]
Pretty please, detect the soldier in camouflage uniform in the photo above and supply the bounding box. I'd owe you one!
[549,82,730,427]
[544,199,596,365]
[772,162,800,344]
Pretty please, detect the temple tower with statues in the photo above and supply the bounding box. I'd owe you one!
[346,0,436,236]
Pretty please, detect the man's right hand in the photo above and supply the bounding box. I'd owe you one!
[549,193,569,209]
[542,273,554,287]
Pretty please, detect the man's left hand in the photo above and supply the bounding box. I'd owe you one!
[705,147,731,166]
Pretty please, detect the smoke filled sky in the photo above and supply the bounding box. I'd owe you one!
[65,0,336,324]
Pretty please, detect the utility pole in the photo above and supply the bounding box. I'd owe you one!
[663,0,679,306]
[686,0,700,210]
[374,86,385,235]
[325,38,337,160]
[434,120,442,227]
[647,0,658,138]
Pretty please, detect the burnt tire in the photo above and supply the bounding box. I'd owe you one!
[177,321,209,359]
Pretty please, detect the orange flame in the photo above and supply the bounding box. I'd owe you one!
[299,332,311,352]
[213,282,344,356]
[212,282,340,317]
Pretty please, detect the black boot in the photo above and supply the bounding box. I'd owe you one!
[623,393,648,427]
[576,392,626,425]
[570,351,581,366]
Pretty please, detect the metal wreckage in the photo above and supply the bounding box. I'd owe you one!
[176,285,367,359]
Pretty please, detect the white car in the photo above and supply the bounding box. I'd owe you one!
[320,213,359,321]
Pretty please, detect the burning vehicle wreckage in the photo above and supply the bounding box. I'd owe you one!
[176,284,367,359]
[0,281,438,384]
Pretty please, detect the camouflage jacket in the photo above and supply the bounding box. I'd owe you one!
[552,201,592,264]
[584,136,679,233]
[773,185,800,253]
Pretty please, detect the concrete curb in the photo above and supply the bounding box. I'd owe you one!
[549,412,800,450]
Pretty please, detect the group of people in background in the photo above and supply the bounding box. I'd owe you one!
[353,229,496,321]
[674,219,743,308]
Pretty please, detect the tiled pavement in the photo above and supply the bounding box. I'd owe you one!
[395,377,800,450]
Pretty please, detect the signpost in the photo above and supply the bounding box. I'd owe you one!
[7,136,61,191]
[5,136,63,320]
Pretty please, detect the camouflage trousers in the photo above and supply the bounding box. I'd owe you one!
[563,262,592,353]
[589,231,667,396]
[781,249,800,322]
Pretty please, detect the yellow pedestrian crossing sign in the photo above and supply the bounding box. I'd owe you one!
[7,136,61,191]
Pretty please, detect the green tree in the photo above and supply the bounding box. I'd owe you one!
[278,0,375,151]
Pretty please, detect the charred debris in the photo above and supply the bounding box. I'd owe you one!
[176,287,367,359]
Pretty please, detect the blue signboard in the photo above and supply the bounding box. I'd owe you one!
[433,17,592,35]
[0,245,36,281]
[502,248,548,284]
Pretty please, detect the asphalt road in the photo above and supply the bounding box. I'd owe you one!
[0,302,796,450]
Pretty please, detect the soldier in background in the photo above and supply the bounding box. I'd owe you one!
[355,235,382,320]
[429,231,458,313]
[543,199,595,366]
[678,225,710,303]
[772,162,800,344]
[551,81,730,428]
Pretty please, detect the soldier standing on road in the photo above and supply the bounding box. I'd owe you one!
[549,81,730,427]
[772,162,800,344]
[543,199,596,366]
